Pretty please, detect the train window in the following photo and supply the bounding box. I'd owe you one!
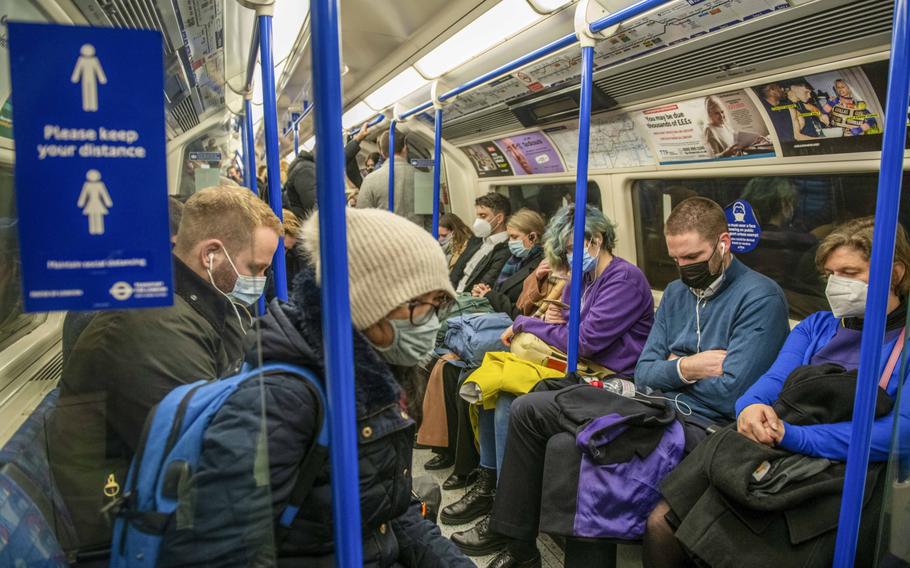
[492,181,601,221]
[0,164,41,351]
[632,174,910,319]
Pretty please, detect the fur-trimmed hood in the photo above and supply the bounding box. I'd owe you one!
[246,265,401,417]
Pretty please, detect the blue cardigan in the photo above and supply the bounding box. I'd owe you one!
[635,258,790,422]
[736,311,910,461]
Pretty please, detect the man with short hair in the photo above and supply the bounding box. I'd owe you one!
[356,129,422,224]
[452,197,790,567]
[51,186,282,552]
[634,196,790,427]
[449,192,513,294]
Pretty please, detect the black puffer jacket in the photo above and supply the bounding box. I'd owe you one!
[162,266,472,567]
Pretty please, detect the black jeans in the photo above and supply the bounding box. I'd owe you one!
[446,365,479,475]
[489,390,562,541]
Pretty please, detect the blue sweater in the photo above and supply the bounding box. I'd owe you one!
[635,258,790,422]
[736,311,910,461]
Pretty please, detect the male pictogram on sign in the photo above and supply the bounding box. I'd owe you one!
[71,44,107,112]
[77,169,113,235]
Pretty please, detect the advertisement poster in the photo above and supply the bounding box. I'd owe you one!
[546,111,654,170]
[492,132,565,175]
[461,141,514,178]
[752,66,885,157]
[637,90,774,164]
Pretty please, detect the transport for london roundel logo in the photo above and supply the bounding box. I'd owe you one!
[109,281,134,301]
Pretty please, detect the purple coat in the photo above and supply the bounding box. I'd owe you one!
[512,256,653,375]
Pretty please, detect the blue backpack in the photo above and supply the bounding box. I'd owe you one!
[108,363,329,567]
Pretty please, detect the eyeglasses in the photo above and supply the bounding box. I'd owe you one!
[405,297,453,326]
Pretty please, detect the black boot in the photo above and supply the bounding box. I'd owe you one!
[440,467,495,525]
[443,468,479,490]
[424,452,454,470]
[486,541,541,568]
[451,514,509,556]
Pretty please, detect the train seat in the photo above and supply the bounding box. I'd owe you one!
[0,389,75,566]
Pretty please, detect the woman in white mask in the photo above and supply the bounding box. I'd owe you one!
[644,216,910,567]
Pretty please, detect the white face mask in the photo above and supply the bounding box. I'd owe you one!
[472,218,492,238]
[221,248,267,306]
[825,274,868,319]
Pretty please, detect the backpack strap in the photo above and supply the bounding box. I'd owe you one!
[254,363,331,541]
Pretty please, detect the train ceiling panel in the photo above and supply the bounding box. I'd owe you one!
[71,0,228,139]
[443,0,893,142]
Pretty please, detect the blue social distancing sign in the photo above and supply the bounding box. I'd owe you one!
[725,200,762,254]
[9,23,172,312]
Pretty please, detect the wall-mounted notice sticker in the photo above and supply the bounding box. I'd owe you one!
[493,132,565,175]
[9,23,172,312]
[461,141,514,178]
[188,151,222,162]
[725,200,762,253]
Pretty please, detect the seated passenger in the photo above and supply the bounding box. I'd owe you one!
[643,216,910,567]
[161,208,473,566]
[635,196,790,428]
[50,186,281,551]
[455,197,790,567]
[447,205,655,555]
[439,212,473,270]
[450,192,513,294]
[471,208,546,318]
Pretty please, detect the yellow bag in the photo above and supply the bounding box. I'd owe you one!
[509,332,612,379]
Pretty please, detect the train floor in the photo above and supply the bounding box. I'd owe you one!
[413,448,644,567]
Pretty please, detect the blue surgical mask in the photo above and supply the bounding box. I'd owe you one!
[222,249,267,306]
[508,239,531,258]
[373,314,441,366]
[567,246,598,274]
[209,248,267,308]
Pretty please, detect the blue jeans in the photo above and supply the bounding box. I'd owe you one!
[478,393,517,479]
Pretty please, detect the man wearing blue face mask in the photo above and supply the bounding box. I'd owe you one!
[52,187,281,551]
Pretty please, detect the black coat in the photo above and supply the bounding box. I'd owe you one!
[662,364,891,567]
[53,257,246,550]
[283,151,317,219]
[448,236,511,293]
[484,246,544,318]
[162,266,472,567]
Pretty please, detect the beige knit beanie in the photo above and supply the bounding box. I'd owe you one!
[301,208,456,330]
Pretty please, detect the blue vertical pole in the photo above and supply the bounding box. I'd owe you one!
[258,14,288,302]
[387,120,396,213]
[310,0,364,565]
[243,97,266,316]
[243,98,258,196]
[292,112,301,156]
[566,45,594,374]
[834,0,910,563]
[432,108,443,238]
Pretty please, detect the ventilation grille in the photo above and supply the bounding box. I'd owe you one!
[445,0,893,143]
[30,352,63,384]
[443,107,523,141]
[171,97,201,133]
[596,0,893,101]
[97,0,175,55]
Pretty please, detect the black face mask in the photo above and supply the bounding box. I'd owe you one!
[677,240,722,290]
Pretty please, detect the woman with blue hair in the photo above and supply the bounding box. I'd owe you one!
[444,205,656,557]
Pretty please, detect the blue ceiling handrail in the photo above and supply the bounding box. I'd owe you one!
[397,0,671,119]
